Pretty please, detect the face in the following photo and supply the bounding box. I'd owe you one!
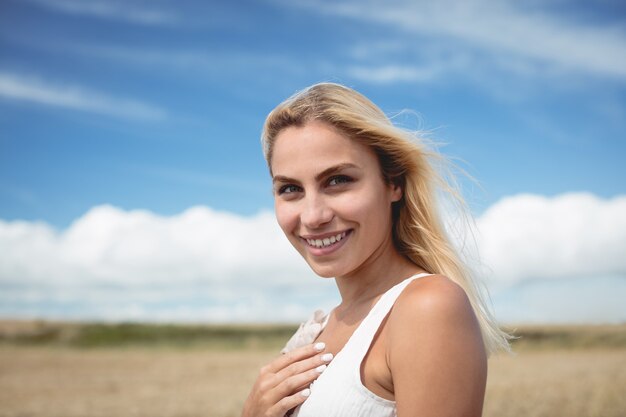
[270,121,402,278]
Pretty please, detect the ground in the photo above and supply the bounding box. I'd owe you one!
[0,322,624,417]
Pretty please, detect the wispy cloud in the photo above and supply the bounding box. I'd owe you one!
[48,41,308,78]
[285,0,626,83]
[26,0,179,26]
[347,64,441,84]
[0,72,167,121]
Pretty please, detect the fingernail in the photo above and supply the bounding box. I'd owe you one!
[300,388,311,397]
[314,342,325,351]
[315,364,327,373]
[321,353,333,362]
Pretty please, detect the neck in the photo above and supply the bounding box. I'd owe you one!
[333,236,422,320]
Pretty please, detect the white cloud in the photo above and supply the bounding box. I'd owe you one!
[476,192,626,284]
[0,205,336,322]
[0,72,167,121]
[285,0,626,82]
[0,205,306,286]
[27,0,179,26]
[1,192,624,323]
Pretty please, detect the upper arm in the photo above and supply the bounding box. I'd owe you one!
[388,275,487,417]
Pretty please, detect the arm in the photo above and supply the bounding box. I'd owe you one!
[388,275,487,417]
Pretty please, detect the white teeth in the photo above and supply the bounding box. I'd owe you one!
[305,231,348,248]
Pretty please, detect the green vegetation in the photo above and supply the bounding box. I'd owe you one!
[1,320,624,350]
[505,324,626,350]
[0,320,296,350]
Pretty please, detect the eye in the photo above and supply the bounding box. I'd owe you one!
[277,184,302,195]
[328,175,353,186]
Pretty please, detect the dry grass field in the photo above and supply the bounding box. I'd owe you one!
[0,321,624,417]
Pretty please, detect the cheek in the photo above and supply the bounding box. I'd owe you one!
[334,197,378,238]
[346,191,392,231]
[274,201,299,236]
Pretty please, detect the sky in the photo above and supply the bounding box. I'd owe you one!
[1,0,625,324]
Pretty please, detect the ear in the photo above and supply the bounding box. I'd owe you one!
[390,182,403,203]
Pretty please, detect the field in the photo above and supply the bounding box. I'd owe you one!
[0,321,624,417]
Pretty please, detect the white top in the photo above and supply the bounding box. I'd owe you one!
[283,273,433,417]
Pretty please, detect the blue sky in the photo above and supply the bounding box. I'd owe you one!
[1,0,625,324]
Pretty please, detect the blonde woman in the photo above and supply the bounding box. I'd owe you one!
[241,83,509,417]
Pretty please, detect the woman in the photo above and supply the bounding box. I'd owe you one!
[242,83,509,417]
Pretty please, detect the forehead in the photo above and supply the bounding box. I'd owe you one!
[271,121,378,177]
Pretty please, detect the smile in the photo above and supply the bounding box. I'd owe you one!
[303,231,349,249]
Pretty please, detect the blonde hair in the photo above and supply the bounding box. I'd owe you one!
[261,82,510,355]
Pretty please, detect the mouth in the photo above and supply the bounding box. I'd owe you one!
[301,230,352,251]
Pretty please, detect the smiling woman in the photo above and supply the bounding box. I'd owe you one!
[271,122,402,279]
[241,83,510,417]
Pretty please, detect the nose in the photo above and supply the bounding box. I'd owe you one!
[301,193,333,229]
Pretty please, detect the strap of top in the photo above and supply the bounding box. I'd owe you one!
[342,272,433,359]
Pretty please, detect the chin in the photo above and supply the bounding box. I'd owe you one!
[306,263,335,278]
[313,270,337,279]
[306,260,348,279]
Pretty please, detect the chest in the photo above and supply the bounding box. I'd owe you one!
[314,313,395,401]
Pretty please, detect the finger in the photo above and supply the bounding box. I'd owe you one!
[264,342,326,374]
[273,364,328,401]
[267,388,312,417]
[275,351,334,381]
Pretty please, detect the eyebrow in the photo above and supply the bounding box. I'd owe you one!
[272,163,359,184]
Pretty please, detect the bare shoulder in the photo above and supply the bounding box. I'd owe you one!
[386,273,486,369]
[390,274,476,328]
[386,274,487,416]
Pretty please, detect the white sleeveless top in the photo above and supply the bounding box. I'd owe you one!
[283,273,432,417]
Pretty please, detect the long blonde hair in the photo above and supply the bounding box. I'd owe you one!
[261,82,510,355]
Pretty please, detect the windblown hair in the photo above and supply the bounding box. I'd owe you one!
[261,82,510,355]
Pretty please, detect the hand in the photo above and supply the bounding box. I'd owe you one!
[241,342,333,417]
